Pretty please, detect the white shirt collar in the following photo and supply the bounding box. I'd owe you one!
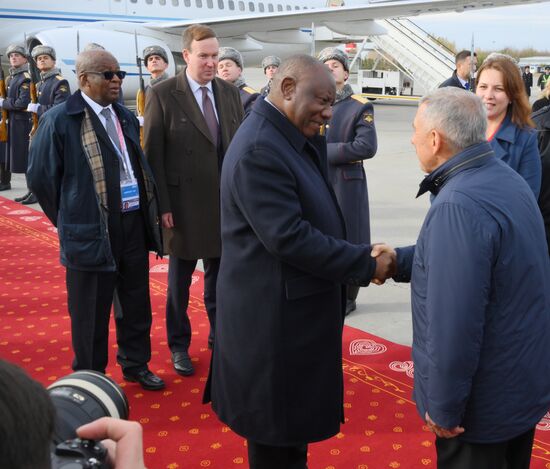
[186,69,213,94]
[81,90,114,118]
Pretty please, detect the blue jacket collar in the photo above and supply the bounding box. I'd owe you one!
[417,141,494,197]
[493,110,516,144]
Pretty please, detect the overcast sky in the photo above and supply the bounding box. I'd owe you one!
[412,2,550,52]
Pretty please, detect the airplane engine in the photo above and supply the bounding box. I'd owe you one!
[26,28,178,104]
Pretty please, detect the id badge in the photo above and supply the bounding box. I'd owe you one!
[121,180,140,212]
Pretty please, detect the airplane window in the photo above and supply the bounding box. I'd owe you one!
[259,2,264,11]
[249,1,254,10]
[196,0,202,7]
[238,0,244,10]
[207,0,213,7]
[286,4,291,9]
[130,0,137,3]
[146,0,152,4]
[218,0,224,8]
[277,4,282,11]
[268,3,273,11]
[184,0,190,5]
[228,0,234,9]
[294,5,299,8]
[160,0,166,4]
[172,0,179,5]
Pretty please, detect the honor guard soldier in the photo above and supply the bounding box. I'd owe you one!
[259,55,280,97]
[319,47,378,315]
[143,45,170,91]
[0,44,31,195]
[27,45,70,117]
[217,47,259,114]
[22,45,70,204]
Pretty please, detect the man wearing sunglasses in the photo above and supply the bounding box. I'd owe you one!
[27,49,165,391]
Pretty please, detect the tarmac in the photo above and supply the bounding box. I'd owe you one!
[2,100,426,347]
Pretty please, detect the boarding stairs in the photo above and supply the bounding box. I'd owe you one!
[368,18,455,92]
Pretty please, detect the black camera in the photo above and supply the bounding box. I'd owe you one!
[47,370,129,469]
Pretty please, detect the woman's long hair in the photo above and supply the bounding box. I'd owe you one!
[476,54,534,128]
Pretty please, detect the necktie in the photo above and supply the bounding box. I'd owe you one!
[100,108,123,155]
[201,86,219,147]
[464,82,470,90]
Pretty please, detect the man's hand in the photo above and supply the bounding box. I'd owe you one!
[371,243,397,285]
[26,102,40,114]
[77,417,147,469]
[425,412,465,439]
[162,212,174,229]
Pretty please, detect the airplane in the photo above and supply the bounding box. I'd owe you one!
[0,0,547,98]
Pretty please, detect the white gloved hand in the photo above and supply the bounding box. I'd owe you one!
[0,97,4,107]
[137,116,144,127]
[27,102,40,113]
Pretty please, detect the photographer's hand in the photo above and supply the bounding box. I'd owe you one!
[77,417,146,469]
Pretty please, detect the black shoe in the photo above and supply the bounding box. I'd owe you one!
[0,183,11,191]
[21,193,37,205]
[171,351,195,376]
[123,368,165,391]
[14,192,31,202]
[345,299,356,316]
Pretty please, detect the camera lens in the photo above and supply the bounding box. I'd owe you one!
[47,370,129,443]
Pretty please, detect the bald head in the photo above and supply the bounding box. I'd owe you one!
[268,54,335,138]
[76,50,123,106]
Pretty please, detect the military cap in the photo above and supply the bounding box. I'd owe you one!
[6,44,26,58]
[218,47,243,70]
[261,55,281,72]
[143,45,169,64]
[31,45,56,60]
[318,47,349,72]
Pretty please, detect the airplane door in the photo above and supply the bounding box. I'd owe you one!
[110,0,127,14]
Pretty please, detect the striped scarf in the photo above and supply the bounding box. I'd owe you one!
[80,107,155,210]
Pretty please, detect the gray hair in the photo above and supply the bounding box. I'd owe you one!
[419,87,486,151]
[75,50,117,77]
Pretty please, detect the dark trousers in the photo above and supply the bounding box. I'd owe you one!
[166,256,220,352]
[247,441,308,469]
[0,162,10,184]
[66,210,152,374]
[436,428,536,469]
[347,285,360,301]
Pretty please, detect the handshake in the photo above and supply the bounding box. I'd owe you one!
[370,243,397,285]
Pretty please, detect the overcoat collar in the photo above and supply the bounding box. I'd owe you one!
[171,67,222,147]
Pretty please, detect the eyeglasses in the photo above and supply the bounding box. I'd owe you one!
[85,70,127,80]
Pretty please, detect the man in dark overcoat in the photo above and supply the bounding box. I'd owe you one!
[204,55,395,469]
[28,49,165,391]
[0,44,31,193]
[320,47,378,315]
[144,24,243,377]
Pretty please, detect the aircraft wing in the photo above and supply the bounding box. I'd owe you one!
[140,0,546,38]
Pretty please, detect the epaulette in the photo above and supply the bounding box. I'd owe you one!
[351,94,368,104]
[242,86,257,95]
[23,72,31,79]
[55,75,64,81]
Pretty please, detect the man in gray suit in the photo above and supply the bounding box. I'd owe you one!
[144,24,243,376]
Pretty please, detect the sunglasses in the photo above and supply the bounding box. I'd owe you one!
[85,70,127,80]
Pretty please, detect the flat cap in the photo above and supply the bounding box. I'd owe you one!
[318,47,349,72]
[218,47,243,70]
[261,55,281,72]
[143,45,169,64]
[31,45,56,60]
[6,44,26,58]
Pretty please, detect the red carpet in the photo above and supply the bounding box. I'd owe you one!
[1,195,550,469]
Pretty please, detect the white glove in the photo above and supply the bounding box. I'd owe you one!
[137,116,144,127]
[27,102,40,113]
[0,97,4,107]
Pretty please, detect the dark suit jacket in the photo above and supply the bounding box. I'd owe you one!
[207,97,377,446]
[439,71,469,90]
[144,68,243,259]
